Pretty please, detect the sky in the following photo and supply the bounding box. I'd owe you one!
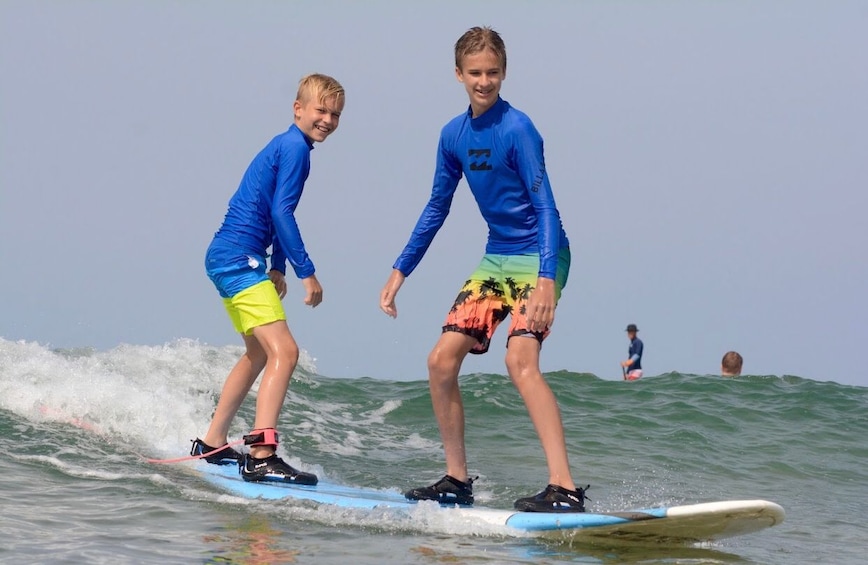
[1,1,866,386]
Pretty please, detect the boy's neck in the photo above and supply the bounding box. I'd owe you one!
[470,97,500,118]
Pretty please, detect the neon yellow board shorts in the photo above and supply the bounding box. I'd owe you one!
[443,248,571,354]
[222,279,286,335]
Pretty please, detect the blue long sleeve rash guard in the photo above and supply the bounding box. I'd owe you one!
[211,124,315,279]
[393,97,569,279]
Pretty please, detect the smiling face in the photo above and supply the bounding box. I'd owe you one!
[456,48,505,118]
[293,94,343,143]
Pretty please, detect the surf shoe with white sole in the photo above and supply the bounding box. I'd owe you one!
[239,453,318,485]
[405,475,476,506]
[514,484,589,513]
[190,438,242,466]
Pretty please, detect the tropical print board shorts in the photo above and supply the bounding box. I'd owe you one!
[443,248,570,354]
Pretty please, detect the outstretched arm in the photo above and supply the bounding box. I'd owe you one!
[391,132,462,277]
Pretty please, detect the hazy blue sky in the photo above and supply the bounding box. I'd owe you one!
[2,1,866,386]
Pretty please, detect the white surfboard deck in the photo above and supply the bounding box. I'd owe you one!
[197,463,784,544]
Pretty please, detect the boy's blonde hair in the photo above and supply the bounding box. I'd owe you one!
[296,73,345,106]
[454,26,507,71]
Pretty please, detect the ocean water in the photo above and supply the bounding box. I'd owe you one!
[1,338,866,564]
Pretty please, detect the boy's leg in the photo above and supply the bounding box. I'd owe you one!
[248,320,300,459]
[202,332,267,448]
[505,335,577,492]
[427,331,477,482]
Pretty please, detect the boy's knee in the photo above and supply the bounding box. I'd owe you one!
[427,348,461,383]
[505,351,543,388]
[505,349,529,375]
[427,348,450,374]
[284,342,300,364]
[266,339,298,366]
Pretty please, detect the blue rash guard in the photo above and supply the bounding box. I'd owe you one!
[209,124,315,281]
[628,337,644,371]
[393,97,569,279]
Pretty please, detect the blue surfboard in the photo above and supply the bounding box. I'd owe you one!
[196,463,785,544]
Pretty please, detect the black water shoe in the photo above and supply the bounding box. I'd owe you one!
[514,484,589,513]
[405,475,475,506]
[239,453,318,485]
[190,438,242,466]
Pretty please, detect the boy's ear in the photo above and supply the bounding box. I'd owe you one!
[455,66,464,83]
[292,99,302,119]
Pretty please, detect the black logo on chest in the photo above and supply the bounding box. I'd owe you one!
[468,148,493,171]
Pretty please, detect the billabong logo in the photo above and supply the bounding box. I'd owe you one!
[468,148,493,171]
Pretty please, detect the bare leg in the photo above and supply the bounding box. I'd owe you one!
[248,320,299,458]
[203,332,267,447]
[426,332,477,482]
[505,336,576,490]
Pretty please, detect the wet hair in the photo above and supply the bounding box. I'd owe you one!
[721,351,743,375]
[454,26,507,71]
[296,73,345,107]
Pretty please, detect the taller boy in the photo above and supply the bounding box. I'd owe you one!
[193,74,344,485]
[380,27,587,512]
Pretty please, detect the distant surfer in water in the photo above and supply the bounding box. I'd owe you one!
[721,351,743,377]
[621,324,643,380]
[192,74,345,485]
[379,27,587,513]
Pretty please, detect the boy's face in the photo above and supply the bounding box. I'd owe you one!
[455,48,505,117]
[293,94,343,143]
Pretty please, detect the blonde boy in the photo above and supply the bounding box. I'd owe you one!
[193,74,344,484]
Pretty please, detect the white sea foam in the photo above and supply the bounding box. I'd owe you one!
[0,337,318,460]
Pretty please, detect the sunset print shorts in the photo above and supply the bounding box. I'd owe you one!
[442,248,571,354]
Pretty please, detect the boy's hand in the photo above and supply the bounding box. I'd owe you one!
[526,277,556,332]
[302,274,323,307]
[268,270,287,299]
[380,269,405,318]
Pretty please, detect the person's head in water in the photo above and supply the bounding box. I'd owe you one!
[721,351,743,377]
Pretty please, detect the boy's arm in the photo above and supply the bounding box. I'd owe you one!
[382,134,461,318]
[510,121,564,331]
[272,143,316,280]
[270,235,287,275]
[391,135,462,277]
[268,236,288,299]
[379,268,405,318]
[510,122,563,280]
